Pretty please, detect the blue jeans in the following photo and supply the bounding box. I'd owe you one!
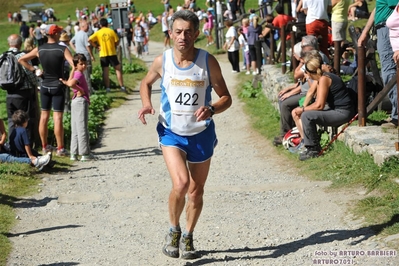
[377,26,398,120]
[0,153,31,164]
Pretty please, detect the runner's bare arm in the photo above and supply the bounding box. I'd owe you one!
[138,54,163,124]
[207,54,232,114]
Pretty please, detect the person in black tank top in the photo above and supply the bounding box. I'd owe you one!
[18,24,74,157]
[291,52,355,161]
[348,0,370,21]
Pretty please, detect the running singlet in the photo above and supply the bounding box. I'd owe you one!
[159,49,213,136]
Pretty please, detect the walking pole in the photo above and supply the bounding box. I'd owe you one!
[318,113,359,156]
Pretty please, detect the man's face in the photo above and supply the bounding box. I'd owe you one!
[169,19,199,52]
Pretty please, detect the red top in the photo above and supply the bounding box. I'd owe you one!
[272,14,295,40]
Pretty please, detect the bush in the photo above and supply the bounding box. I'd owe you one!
[48,92,112,147]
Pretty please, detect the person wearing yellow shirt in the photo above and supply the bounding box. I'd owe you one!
[89,18,126,93]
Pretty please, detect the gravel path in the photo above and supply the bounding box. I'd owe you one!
[6,41,399,266]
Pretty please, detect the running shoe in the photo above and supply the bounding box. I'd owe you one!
[42,145,54,154]
[34,154,51,171]
[162,230,181,258]
[179,234,199,260]
[56,148,69,157]
[80,153,96,162]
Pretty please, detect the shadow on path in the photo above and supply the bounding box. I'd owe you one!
[0,194,58,209]
[6,225,83,238]
[94,147,162,160]
[192,215,399,265]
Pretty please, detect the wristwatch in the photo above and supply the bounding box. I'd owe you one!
[208,105,215,117]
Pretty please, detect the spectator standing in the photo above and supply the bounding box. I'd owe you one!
[60,54,94,161]
[239,0,246,16]
[238,27,250,74]
[70,20,95,93]
[12,11,18,23]
[161,12,171,50]
[33,23,43,46]
[272,3,296,41]
[247,16,262,75]
[29,24,35,39]
[241,18,250,69]
[134,23,145,58]
[206,10,214,45]
[223,20,240,72]
[331,0,351,49]
[140,17,150,55]
[76,7,80,20]
[8,11,12,23]
[20,21,30,41]
[301,0,332,57]
[228,0,239,21]
[19,24,74,156]
[17,12,22,24]
[358,1,399,127]
[59,32,73,112]
[295,0,307,23]
[5,34,39,147]
[65,23,72,40]
[88,18,126,93]
[138,10,232,260]
[163,0,170,12]
[387,2,399,64]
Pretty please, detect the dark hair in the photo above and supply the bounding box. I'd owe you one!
[72,53,87,67]
[12,110,29,127]
[100,18,108,27]
[275,4,284,15]
[265,14,274,23]
[170,10,199,32]
[225,20,233,27]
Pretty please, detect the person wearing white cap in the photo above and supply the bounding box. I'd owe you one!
[18,24,74,157]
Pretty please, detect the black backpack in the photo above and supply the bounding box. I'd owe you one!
[0,51,25,93]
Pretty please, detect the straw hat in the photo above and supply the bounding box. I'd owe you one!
[59,32,70,42]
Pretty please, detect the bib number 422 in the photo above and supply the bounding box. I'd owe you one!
[175,92,199,106]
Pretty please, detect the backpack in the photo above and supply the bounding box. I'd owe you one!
[0,51,25,93]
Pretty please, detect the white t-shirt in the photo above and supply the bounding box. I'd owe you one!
[238,34,249,52]
[303,0,331,24]
[225,26,239,52]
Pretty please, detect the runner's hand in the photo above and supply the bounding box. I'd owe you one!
[138,106,155,125]
[194,106,212,122]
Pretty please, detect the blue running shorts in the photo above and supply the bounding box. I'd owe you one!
[156,121,218,163]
